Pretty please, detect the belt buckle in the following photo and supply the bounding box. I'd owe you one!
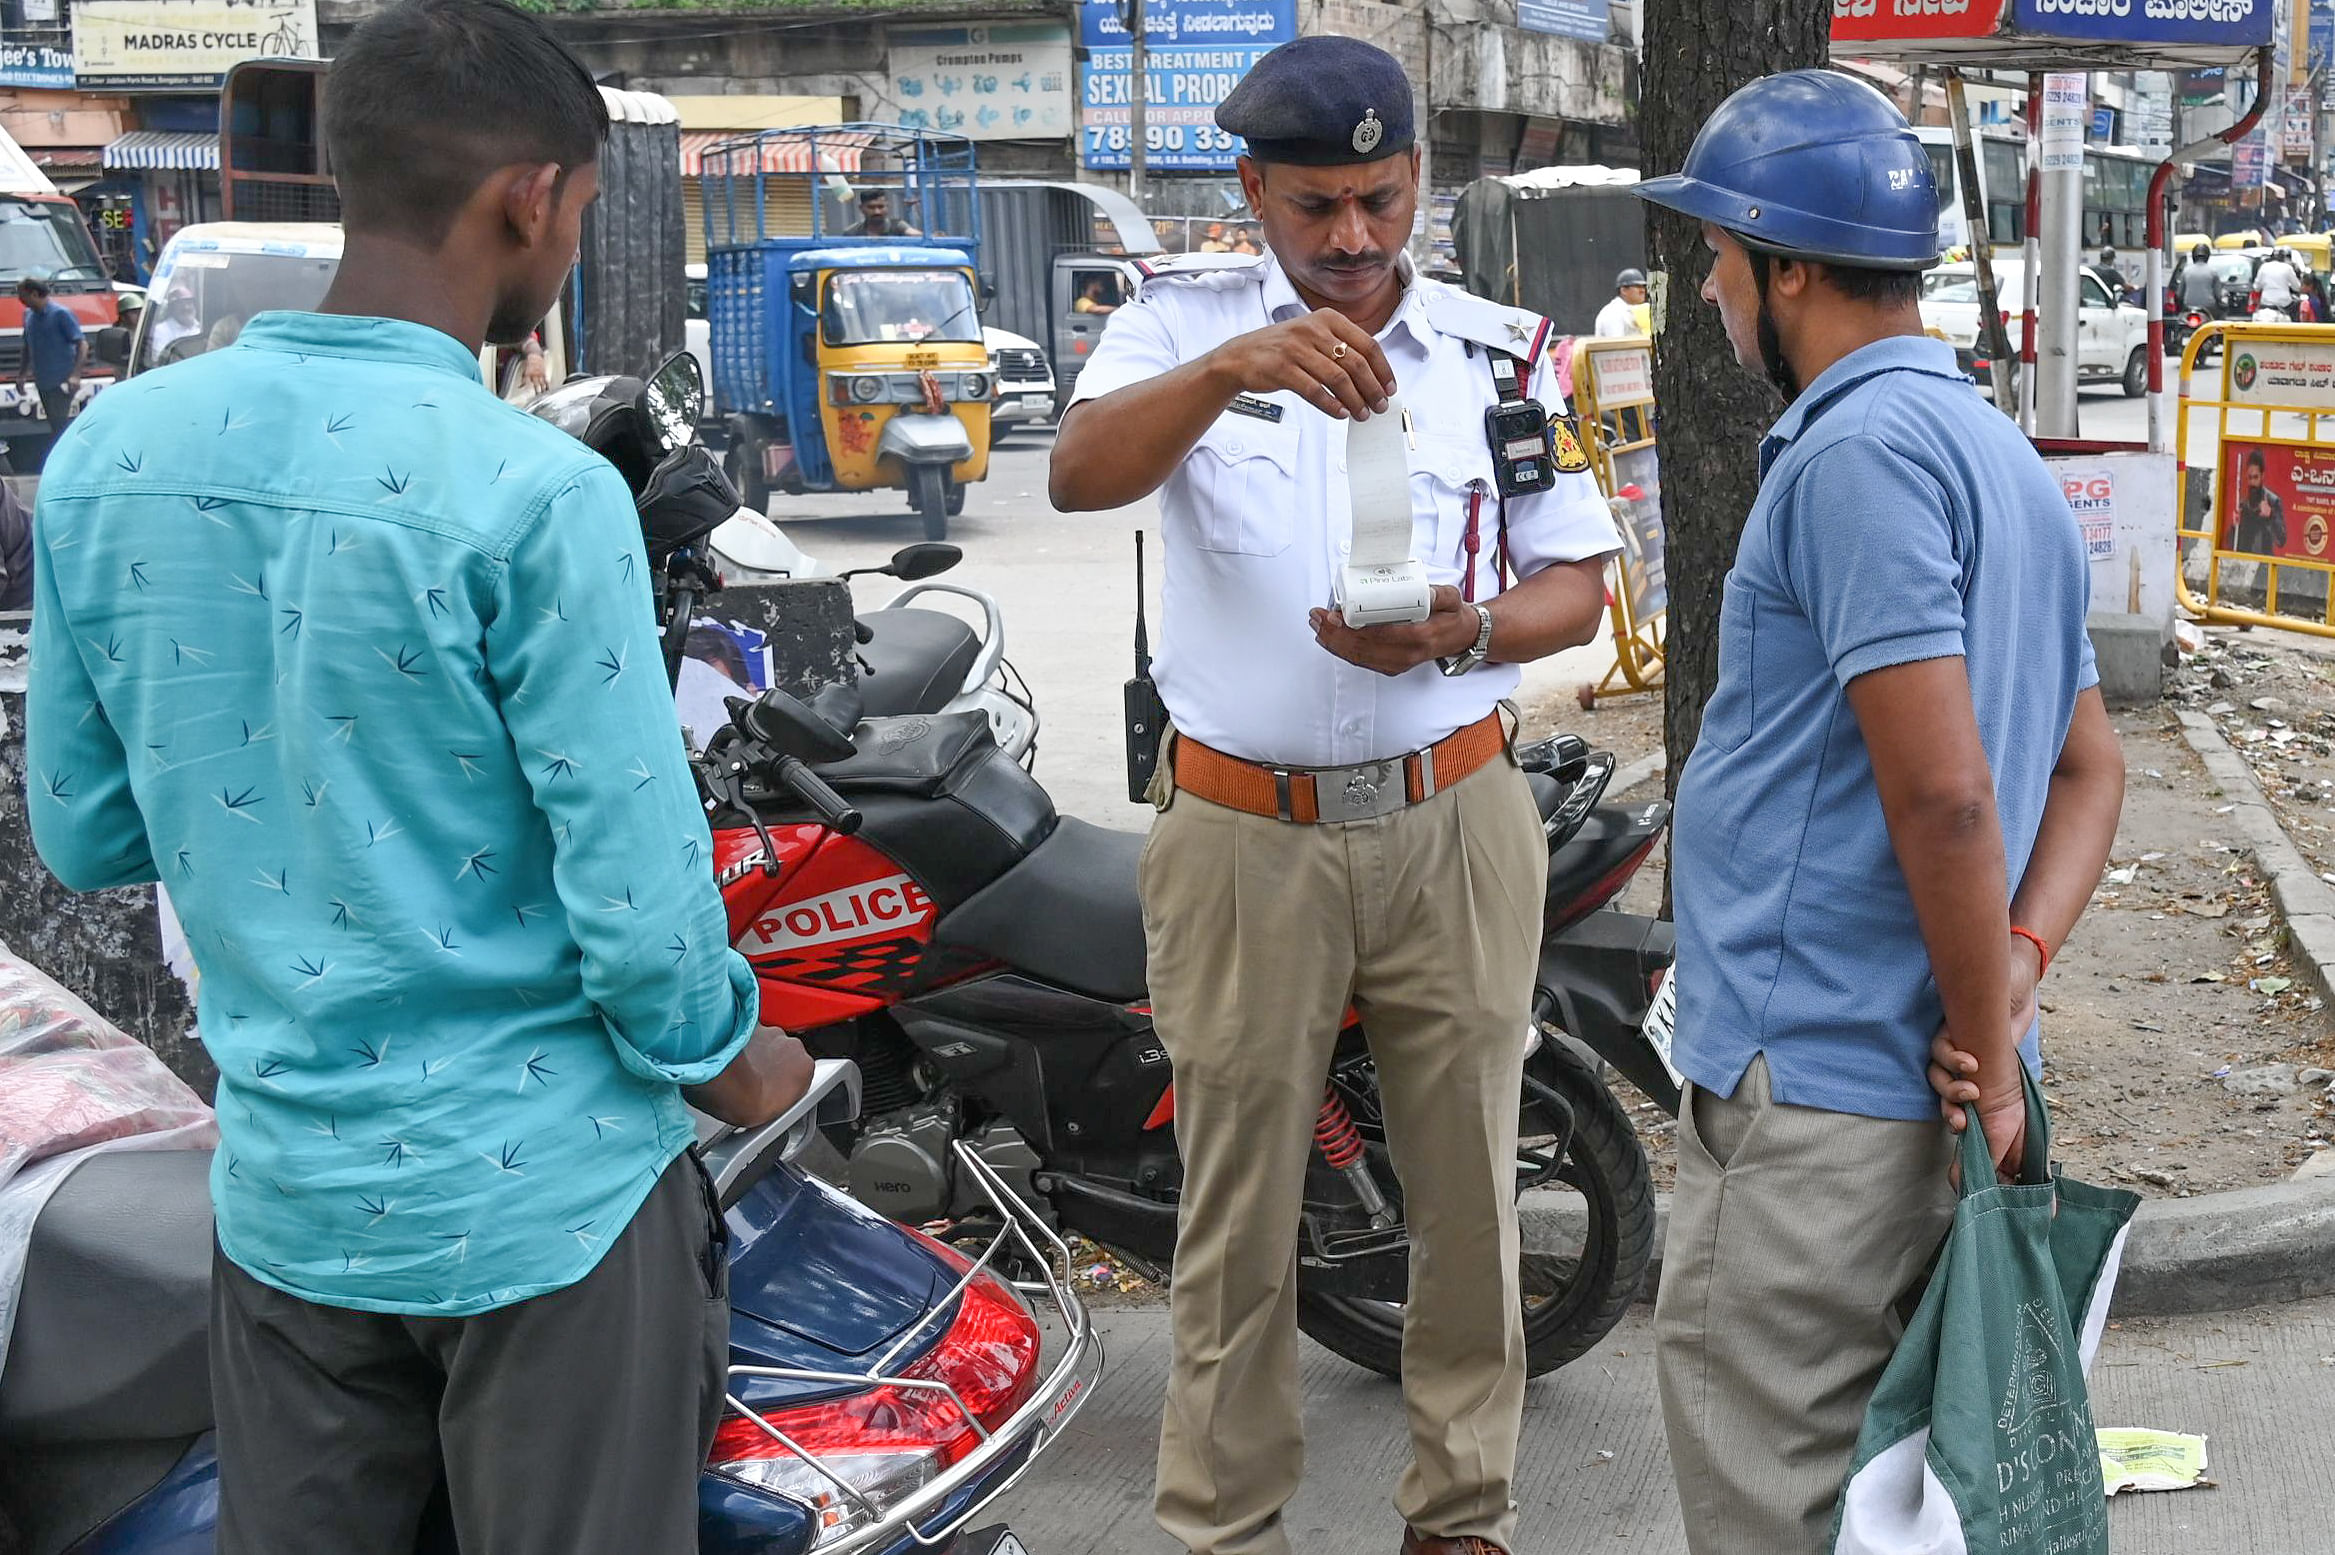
[1319,759,1405,823]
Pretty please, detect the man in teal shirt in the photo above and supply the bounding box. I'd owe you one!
[25,0,805,1548]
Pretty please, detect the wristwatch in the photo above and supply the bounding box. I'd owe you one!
[1439,603,1495,677]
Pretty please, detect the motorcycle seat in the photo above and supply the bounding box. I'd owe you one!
[934,817,1148,1004]
[0,1150,215,1443]
[858,608,981,718]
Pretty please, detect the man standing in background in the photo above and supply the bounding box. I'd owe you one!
[1596,268,1649,337]
[15,277,86,439]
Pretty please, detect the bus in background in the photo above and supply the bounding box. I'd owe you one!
[0,123,120,453]
[1913,126,2159,259]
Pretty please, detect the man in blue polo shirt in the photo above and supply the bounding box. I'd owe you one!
[1636,73,2128,1552]
[15,275,86,436]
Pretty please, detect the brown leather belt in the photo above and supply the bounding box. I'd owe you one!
[1173,713,1508,824]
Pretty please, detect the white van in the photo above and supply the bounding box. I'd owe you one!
[122,222,567,394]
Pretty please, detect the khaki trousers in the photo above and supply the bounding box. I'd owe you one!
[1140,741,1547,1555]
[1654,1056,1958,1555]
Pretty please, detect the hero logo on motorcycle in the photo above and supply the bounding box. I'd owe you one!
[738,873,938,955]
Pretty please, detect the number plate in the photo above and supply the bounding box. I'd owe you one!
[905,350,940,369]
[1641,968,1682,1089]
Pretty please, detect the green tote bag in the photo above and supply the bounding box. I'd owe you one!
[1831,1069,2141,1555]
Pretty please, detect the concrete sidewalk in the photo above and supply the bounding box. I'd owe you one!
[991,1297,2335,1554]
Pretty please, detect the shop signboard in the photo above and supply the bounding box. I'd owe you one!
[1831,0,2007,42]
[0,42,74,89]
[1516,0,1608,43]
[2011,0,2275,49]
[73,0,318,89]
[877,24,1073,140]
[1078,0,1294,172]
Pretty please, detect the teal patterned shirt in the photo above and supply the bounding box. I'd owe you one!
[26,311,759,1315]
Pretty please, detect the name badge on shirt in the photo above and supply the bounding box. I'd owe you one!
[1228,394,1285,423]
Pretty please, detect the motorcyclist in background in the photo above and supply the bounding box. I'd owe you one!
[2178,242,2220,318]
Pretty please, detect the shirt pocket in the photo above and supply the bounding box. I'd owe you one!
[1695,571,1757,756]
[1408,436,1491,588]
[1190,415,1299,556]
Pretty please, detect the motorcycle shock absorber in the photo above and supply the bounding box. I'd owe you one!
[1314,1086,1396,1229]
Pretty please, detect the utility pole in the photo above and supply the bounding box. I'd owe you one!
[1124,0,1148,206]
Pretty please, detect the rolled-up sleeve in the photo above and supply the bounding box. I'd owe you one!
[1777,436,1969,687]
[486,464,757,1086]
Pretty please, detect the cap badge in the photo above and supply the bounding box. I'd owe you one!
[1352,109,1383,155]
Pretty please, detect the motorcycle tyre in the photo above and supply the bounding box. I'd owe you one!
[945,480,966,517]
[1292,1041,1656,1382]
[910,463,950,542]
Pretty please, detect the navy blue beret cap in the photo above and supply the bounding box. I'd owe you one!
[1215,35,1414,166]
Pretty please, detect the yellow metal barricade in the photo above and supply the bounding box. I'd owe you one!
[2177,321,2335,636]
[1571,338,1665,702]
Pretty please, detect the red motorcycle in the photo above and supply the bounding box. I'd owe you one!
[569,354,1676,1380]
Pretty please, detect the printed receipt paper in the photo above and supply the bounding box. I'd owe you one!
[1335,393,1433,627]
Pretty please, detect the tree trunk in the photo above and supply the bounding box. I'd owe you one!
[1641,1,1833,794]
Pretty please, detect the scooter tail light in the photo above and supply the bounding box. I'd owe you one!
[1549,834,1660,933]
[710,1251,1041,1542]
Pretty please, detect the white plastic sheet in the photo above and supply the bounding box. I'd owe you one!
[0,938,215,1372]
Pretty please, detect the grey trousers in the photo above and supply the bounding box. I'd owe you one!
[1654,1056,1958,1555]
[211,1150,730,1555]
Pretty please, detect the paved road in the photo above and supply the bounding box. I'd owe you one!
[989,1296,2335,1555]
[760,427,1619,827]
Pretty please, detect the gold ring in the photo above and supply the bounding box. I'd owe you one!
[1331,341,1349,361]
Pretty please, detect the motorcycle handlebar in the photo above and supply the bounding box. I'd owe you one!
[772,754,863,836]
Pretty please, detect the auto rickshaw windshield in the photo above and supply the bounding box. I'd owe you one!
[821,269,982,347]
[140,251,338,372]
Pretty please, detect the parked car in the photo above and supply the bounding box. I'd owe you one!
[1918,261,2149,398]
[984,325,1055,433]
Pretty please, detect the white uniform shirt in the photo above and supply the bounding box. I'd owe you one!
[1069,253,1619,770]
[2256,259,2300,308]
[1594,295,1642,338]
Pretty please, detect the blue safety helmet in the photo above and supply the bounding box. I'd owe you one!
[1635,69,1940,272]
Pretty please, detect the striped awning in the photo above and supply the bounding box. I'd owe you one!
[101,131,218,172]
[680,130,871,178]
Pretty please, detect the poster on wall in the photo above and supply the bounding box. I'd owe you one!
[876,24,1073,141]
[2219,440,2335,562]
[74,0,318,88]
[1078,0,1295,172]
[1608,443,1665,625]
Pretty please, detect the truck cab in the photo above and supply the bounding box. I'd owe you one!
[0,128,121,444]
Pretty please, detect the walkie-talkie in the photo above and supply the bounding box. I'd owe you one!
[1124,530,1169,804]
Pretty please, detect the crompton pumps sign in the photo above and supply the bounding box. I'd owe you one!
[74,0,319,89]
[2012,0,2275,47]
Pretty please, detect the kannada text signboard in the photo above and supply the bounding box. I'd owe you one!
[74,0,318,88]
[878,24,1073,141]
[2010,0,2275,49]
[1831,0,2008,42]
[1078,0,1294,172]
[2225,335,2335,408]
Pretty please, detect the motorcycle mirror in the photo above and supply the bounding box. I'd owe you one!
[838,542,961,582]
[887,542,961,580]
[643,351,705,453]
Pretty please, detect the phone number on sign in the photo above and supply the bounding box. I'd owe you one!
[1083,123,1241,154]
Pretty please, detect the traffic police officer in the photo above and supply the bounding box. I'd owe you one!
[1051,37,1618,1555]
